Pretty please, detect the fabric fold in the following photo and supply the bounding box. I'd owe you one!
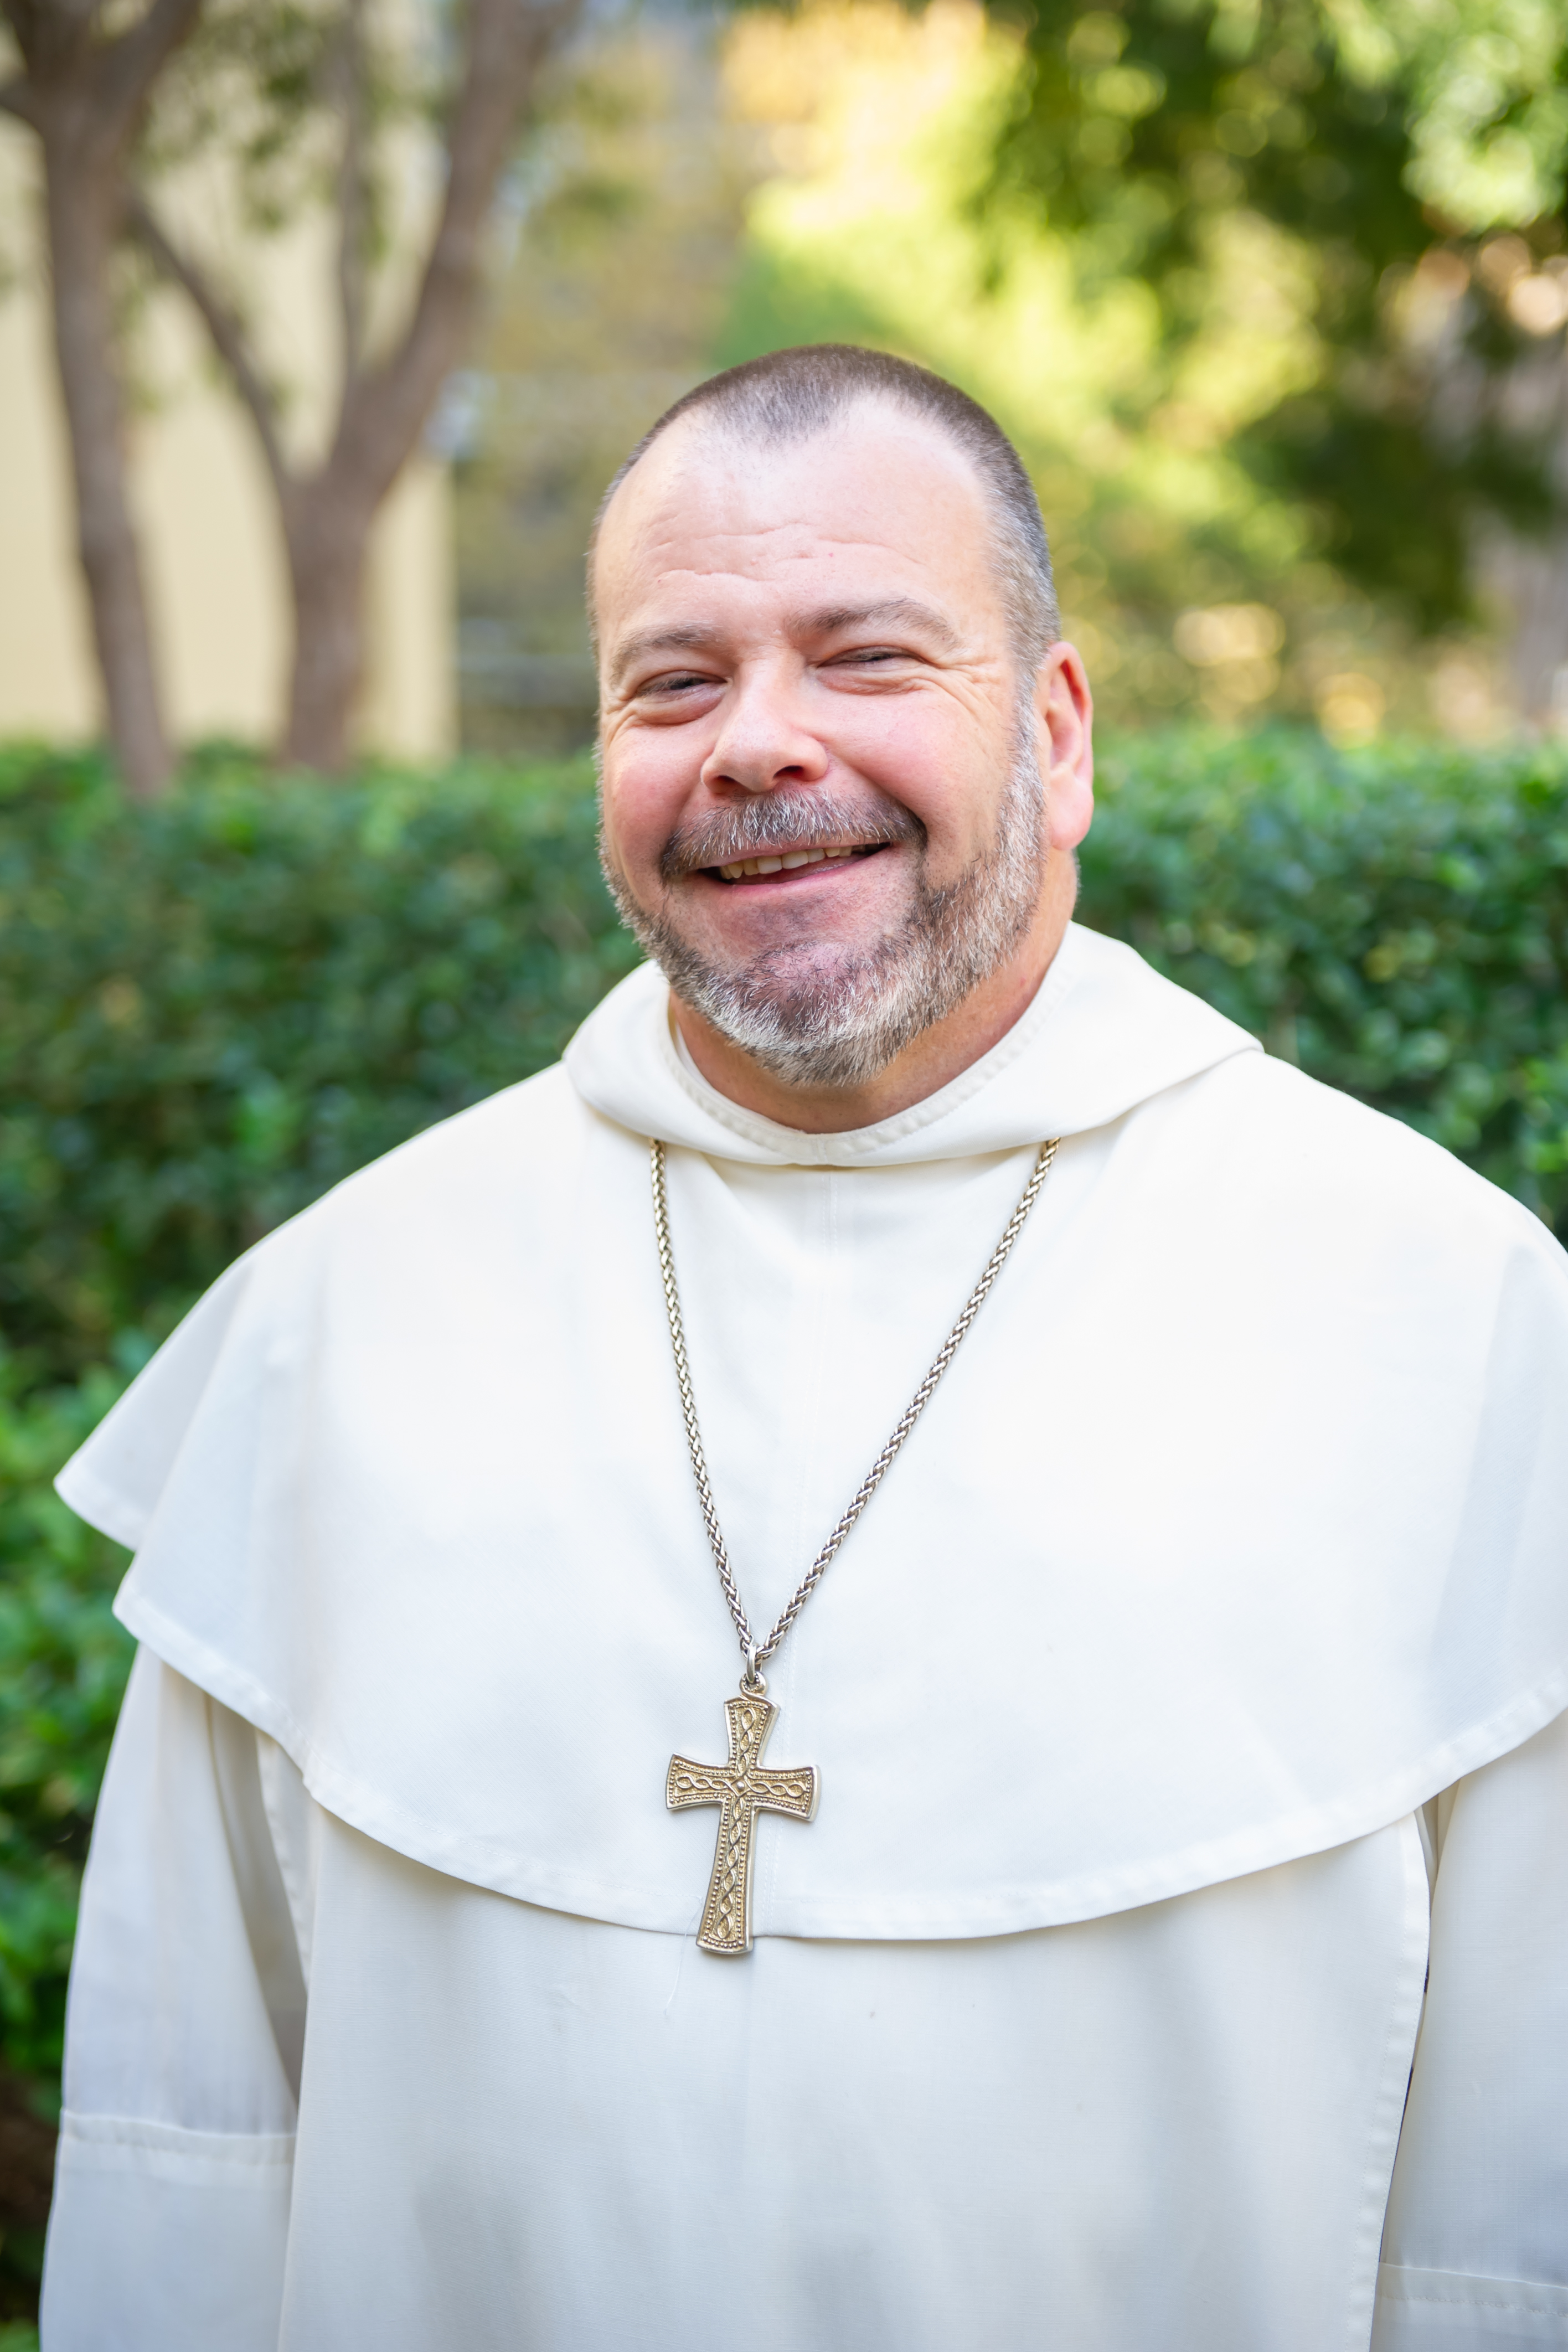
[563,919,1260,1163]
[56,924,1568,1941]
[1373,2267,1568,2346]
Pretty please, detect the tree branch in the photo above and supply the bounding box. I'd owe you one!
[333,0,369,389]
[3,0,92,80]
[330,0,580,507]
[94,0,204,135]
[0,69,38,124]
[0,0,45,88]
[1,0,59,82]
[126,193,293,501]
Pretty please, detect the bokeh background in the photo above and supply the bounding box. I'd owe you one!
[3,0,1568,2332]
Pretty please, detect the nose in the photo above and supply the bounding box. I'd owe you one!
[699,666,829,798]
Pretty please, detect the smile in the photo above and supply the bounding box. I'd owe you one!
[710,845,885,884]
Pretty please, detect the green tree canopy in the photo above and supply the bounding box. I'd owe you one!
[990,0,1568,691]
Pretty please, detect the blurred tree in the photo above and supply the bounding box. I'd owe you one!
[0,0,586,786]
[716,0,1349,730]
[987,0,1568,717]
[0,0,203,801]
[131,0,582,771]
[450,11,761,754]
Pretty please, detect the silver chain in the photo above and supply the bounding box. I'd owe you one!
[651,1134,1059,1689]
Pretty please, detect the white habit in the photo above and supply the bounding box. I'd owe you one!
[41,922,1568,2351]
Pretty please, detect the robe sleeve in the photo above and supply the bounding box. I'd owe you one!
[1374,1706,1568,2348]
[40,1647,307,2352]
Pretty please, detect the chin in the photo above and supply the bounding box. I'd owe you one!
[706,931,886,989]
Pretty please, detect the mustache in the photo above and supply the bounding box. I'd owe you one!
[658,791,924,883]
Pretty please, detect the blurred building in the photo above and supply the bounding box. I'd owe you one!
[0,124,453,760]
[451,11,758,755]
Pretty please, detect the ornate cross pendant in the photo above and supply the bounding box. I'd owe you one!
[667,1691,819,1956]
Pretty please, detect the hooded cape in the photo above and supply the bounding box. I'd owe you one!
[58,922,1568,1940]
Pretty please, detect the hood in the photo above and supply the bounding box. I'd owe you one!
[564,921,1261,1164]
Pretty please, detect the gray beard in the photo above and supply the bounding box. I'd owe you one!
[600,725,1045,1093]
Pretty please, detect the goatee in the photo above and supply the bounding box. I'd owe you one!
[601,726,1046,1093]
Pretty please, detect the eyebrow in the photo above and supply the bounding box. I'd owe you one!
[802,597,962,649]
[607,597,962,690]
[607,624,726,689]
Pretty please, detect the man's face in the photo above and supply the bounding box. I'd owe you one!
[594,403,1091,1087]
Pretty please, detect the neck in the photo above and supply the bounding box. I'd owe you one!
[672,852,1077,1134]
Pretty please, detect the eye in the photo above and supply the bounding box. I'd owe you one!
[639,670,716,697]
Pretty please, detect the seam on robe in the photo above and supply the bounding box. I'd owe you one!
[1345,1820,1431,2349]
[58,2111,296,2187]
[1377,2266,1568,2318]
[115,1589,1568,1939]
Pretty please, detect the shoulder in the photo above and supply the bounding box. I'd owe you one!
[58,1058,635,1550]
[1146,1043,1565,1297]
[323,1055,597,1210]
[249,1056,628,1286]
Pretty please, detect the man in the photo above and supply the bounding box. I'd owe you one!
[41,347,1568,2351]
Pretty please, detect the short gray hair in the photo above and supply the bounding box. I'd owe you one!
[589,344,1060,671]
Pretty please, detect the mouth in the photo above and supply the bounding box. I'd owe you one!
[708,844,889,885]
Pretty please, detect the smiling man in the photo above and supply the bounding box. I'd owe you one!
[591,360,1090,1132]
[42,348,1568,2352]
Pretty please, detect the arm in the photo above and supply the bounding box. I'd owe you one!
[40,1649,307,2351]
[1374,1706,1568,2349]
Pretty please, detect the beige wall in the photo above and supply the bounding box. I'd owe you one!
[0,124,454,762]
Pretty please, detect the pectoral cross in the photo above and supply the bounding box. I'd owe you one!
[667,1692,819,1956]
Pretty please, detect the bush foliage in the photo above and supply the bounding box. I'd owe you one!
[0,1351,136,2081]
[2,726,1567,2303]
[0,1350,135,2314]
[1,745,639,1389]
[1084,730,1568,1226]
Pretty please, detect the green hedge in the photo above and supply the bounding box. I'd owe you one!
[0,1352,137,2081]
[6,734,1567,1405]
[2,728,1567,2313]
[0,1352,135,2317]
[1,745,639,1389]
[1084,731,1568,1223]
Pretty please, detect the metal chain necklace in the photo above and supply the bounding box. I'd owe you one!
[653,1132,1059,1955]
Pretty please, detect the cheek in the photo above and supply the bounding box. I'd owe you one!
[600,736,692,878]
[829,695,1003,857]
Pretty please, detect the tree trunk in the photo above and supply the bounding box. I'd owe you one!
[130,0,582,773]
[41,122,172,801]
[1506,354,1568,728]
[1498,527,1568,726]
[282,491,373,771]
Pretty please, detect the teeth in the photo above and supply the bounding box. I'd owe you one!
[715,845,865,881]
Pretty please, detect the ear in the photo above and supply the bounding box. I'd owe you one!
[1035,643,1095,853]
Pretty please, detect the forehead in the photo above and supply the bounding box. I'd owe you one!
[592,402,1004,654]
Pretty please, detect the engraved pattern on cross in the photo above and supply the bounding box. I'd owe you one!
[667,1694,819,1956]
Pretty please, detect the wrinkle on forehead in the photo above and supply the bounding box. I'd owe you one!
[592,406,1000,642]
[625,506,979,585]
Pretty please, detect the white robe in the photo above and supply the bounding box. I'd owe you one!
[41,922,1568,2350]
